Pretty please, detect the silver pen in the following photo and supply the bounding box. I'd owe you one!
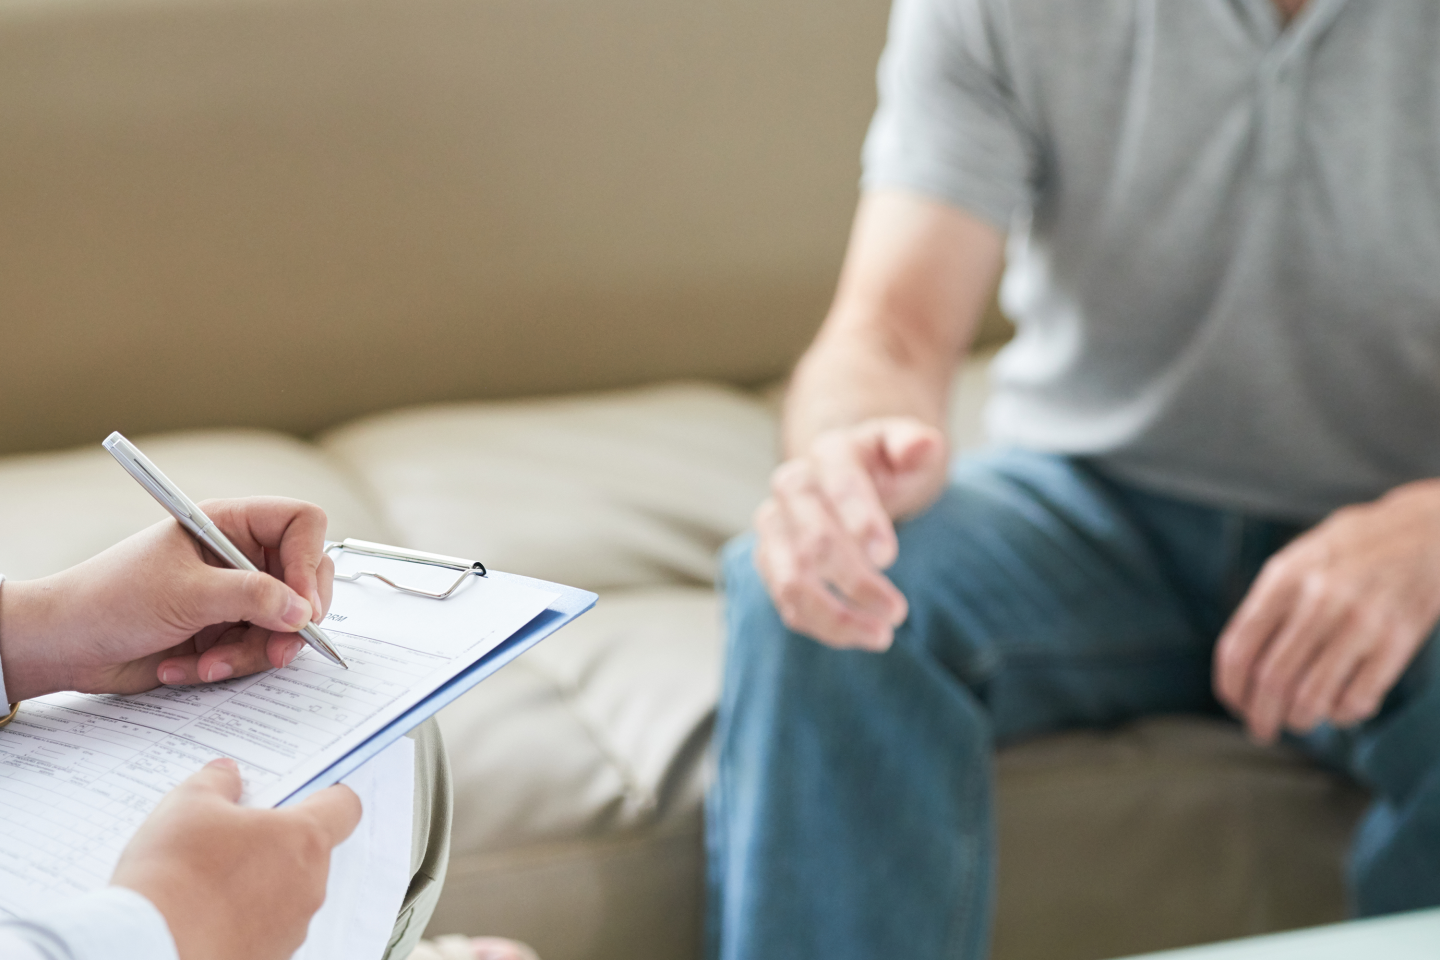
[103,431,349,669]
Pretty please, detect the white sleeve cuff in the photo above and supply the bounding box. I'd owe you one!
[0,887,178,960]
[0,928,46,960]
[0,573,9,707]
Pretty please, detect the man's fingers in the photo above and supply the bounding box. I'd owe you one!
[754,500,894,650]
[1243,580,1341,741]
[177,757,244,803]
[1214,565,1299,711]
[189,566,312,636]
[857,418,948,531]
[777,471,906,623]
[1334,635,1413,727]
[765,459,906,643]
[877,419,944,474]
[757,418,950,651]
[1287,619,1368,732]
[292,784,363,850]
[810,438,898,568]
[783,568,895,651]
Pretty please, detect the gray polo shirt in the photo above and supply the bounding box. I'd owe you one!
[863,0,1440,521]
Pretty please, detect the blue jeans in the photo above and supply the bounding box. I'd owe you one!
[706,449,1440,960]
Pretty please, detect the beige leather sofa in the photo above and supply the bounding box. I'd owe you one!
[0,0,1368,958]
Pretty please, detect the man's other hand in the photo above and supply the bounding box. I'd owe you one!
[1214,480,1440,744]
[0,497,335,699]
[754,416,948,651]
[111,758,362,960]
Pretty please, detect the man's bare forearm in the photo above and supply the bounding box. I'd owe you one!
[784,310,955,455]
[782,190,1005,456]
[755,192,1004,649]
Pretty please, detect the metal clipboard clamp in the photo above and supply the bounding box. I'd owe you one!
[325,538,488,600]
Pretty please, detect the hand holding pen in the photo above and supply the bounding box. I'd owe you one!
[103,432,348,669]
[0,493,342,699]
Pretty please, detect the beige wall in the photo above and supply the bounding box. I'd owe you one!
[0,0,1017,459]
[0,0,888,456]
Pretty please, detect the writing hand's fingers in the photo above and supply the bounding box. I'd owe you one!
[1244,579,1344,743]
[176,757,244,804]
[157,624,305,685]
[810,436,898,568]
[290,784,362,850]
[157,622,248,684]
[315,553,335,620]
[1214,562,1300,712]
[261,546,331,626]
[271,502,329,615]
[186,566,312,637]
[754,499,894,650]
[1287,615,1369,732]
[774,462,907,623]
[1334,630,1415,727]
[203,498,330,622]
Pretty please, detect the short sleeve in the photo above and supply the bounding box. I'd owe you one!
[861,0,1041,229]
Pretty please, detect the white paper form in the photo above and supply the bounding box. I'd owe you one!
[0,554,556,921]
[293,735,414,960]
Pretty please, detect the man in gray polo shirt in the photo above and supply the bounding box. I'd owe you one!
[707,0,1440,957]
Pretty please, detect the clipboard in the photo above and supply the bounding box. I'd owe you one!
[279,539,598,806]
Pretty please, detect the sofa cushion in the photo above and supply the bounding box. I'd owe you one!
[0,429,391,579]
[992,717,1365,960]
[438,587,720,857]
[321,384,778,592]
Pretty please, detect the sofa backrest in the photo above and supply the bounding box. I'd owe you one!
[0,0,899,456]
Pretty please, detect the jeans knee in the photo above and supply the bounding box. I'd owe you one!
[719,531,791,662]
[719,531,761,597]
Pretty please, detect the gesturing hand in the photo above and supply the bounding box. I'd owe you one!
[112,758,362,960]
[754,416,948,651]
[0,497,335,699]
[1214,480,1440,744]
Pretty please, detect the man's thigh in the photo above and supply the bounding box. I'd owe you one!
[886,448,1220,742]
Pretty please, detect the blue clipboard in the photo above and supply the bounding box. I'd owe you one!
[279,564,597,807]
